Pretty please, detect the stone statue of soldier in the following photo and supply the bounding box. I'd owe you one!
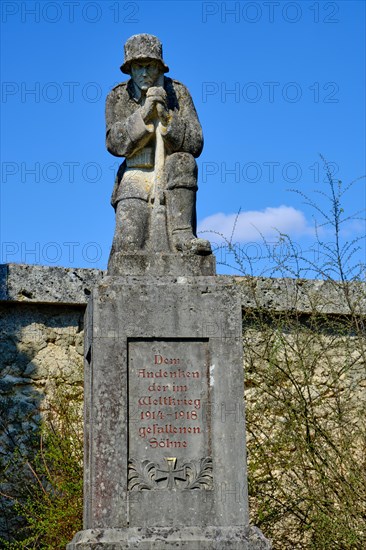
[66,33,271,550]
[106,34,211,271]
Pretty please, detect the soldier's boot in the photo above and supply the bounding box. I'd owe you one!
[165,187,211,255]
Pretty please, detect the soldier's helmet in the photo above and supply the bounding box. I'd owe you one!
[120,34,169,74]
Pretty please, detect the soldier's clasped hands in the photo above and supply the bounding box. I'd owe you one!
[141,86,169,126]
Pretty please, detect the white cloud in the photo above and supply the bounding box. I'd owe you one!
[197,205,314,242]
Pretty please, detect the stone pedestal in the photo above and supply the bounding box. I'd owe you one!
[107,253,216,277]
[67,276,271,549]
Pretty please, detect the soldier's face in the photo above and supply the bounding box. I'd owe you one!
[130,60,161,91]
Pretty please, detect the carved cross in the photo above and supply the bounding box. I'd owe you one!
[155,457,187,489]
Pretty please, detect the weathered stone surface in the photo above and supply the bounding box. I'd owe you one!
[0,301,84,539]
[120,33,170,75]
[67,525,271,549]
[236,275,366,315]
[1,264,365,316]
[1,266,364,544]
[106,34,213,273]
[0,303,84,393]
[66,275,272,549]
[128,340,210,477]
[0,264,104,304]
[107,252,215,276]
[1,265,362,547]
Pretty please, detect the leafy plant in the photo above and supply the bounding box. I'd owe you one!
[0,387,83,549]
[244,304,366,549]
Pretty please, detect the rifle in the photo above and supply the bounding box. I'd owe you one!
[149,115,170,252]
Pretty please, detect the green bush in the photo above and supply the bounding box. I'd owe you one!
[0,388,83,549]
[244,304,366,549]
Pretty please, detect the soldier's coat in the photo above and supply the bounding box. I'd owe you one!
[105,77,203,207]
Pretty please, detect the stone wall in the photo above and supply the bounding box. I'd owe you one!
[0,266,102,537]
[2,263,365,314]
[1,264,365,543]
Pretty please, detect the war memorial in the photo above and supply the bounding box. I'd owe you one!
[2,32,364,550]
[65,34,271,549]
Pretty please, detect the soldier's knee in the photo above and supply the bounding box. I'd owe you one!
[165,153,198,189]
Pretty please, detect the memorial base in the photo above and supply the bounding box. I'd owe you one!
[107,252,216,277]
[66,276,271,550]
[67,525,270,549]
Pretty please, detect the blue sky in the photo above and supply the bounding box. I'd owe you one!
[1,0,365,277]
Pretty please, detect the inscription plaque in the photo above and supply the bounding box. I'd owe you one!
[128,339,212,490]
